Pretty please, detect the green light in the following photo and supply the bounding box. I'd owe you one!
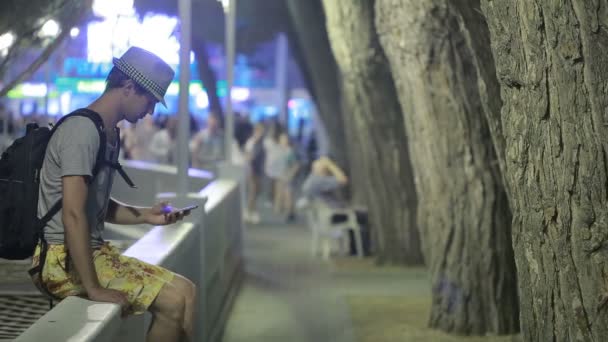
[57,77,214,95]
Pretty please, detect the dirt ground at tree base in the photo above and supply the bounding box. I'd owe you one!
[331,258,521,342]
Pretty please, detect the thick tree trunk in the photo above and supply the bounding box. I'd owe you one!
[321,0,423,264]
[451,0,510,192]
[481,1,608,340]
[376,0,518,334]
[285,0,350,171]
[192,39,224,118]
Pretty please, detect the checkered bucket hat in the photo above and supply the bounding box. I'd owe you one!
[113,46,175,107]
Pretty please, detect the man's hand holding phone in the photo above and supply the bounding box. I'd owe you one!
[144,202,198,225]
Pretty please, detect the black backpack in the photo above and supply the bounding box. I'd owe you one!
[0,109,134,261]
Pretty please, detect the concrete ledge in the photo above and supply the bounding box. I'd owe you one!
[15,296,122,342]
[198,179,238,211]
[123,222,196,266]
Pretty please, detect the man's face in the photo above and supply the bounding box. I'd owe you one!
[125,90,157,124]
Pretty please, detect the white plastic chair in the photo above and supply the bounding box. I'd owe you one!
[306,198,364,260]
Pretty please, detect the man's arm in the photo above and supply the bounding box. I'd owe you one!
[106,198,188,226]
[62,176,128,306]
[106,198,148,225]
[62,175,99,291]
[321,157,349,184]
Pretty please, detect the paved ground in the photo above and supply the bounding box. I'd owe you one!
[222,206,521,342]
[223,207,356,342]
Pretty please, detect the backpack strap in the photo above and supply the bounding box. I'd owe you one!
[68,109,136,188]
[100,160,136,188]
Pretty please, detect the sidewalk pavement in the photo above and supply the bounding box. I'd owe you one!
[222,207,521,342]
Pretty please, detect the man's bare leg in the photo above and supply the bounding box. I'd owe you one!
[147,275,196,342]
[170,274,197,339]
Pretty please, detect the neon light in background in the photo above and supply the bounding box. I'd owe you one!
[130,16,184,65]
[56,78,251,104]
[60,92,72,114]
[88,0,190,65]
[87,14,191,64]
[40,20,60,38]
[263,106,277,116]
[196,92,209,109]
[231,87,250,102]
[22,83,48,97]
[76,80,105,93]
[87,21,116,63]
[166,82,204,96]
[48,100,60,116]
[7,83,60,99]
[92,0,134,18]
[58,78,207,95]
[0,32,15,56]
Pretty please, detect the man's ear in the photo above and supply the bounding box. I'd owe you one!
[122,80,136,96]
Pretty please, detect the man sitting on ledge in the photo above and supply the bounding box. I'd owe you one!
[29,47,196,342]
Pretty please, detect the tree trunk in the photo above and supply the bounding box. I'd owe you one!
[481,1,608,340]
[376,0,518,334]
[451,0,510,194]
[285,0,350,171]
[321,0,423,264]
[192,38,224,118]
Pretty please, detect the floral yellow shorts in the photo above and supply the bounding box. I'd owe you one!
[30,242,174,315]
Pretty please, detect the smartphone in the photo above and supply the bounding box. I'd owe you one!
[174,205,199,214]
[163,204,199,214]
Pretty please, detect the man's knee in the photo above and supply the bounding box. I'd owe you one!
[152,283,187,322]
[173,274,196,305]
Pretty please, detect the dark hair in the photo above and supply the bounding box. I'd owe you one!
[105,67,149,95]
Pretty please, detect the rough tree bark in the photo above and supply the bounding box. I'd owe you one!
[481,1,608,340]
[285,0,350,171]
[451,0,510,192]
[376,0,518,333]
[321,0,423,264]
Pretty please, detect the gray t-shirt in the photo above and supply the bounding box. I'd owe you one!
[38,116,119,248]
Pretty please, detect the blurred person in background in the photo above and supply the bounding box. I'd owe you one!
[244,122,265,223]
[130,114,158,161]
[189,112,224,169]
[117,120,136,160]
[234,111,253,149]
[230,112,254,166]
[149,116,178,164]
[275,132,299,222]
[300,156,349,207]
[263,120,283,206]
